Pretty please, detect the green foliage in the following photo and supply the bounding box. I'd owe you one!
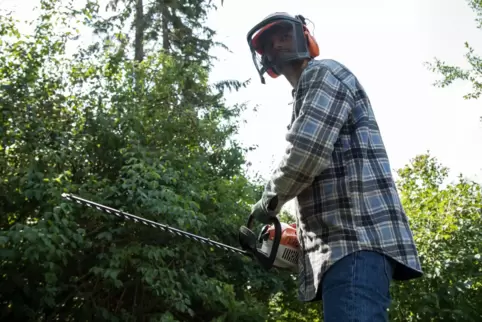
[389,154,482,321]
[267,292,321,322]
[419,2,482,316]
[426,0,482,101]
[0,1,278,320]
[100,0,228,66]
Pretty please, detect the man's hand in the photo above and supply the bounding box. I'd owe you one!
[250,196,279,224]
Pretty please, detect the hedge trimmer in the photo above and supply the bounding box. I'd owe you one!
[61,193,300,272]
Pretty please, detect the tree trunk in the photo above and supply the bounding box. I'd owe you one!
[134,0,144,62]
[162,5,170,52]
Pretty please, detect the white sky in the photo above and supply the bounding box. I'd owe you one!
[3,0,482,187]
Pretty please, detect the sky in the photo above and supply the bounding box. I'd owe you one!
[2,0,482,187]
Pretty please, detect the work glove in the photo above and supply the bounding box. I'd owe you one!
[250,195,279,224]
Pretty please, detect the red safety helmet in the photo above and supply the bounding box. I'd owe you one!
[247,12,319,84]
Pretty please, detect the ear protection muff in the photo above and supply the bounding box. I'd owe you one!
[265,60,280,78]
[303,26,320,58]
[266,68,280,78]
[294,14,319,58]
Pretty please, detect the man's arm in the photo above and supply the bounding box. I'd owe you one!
[262,64,354,213]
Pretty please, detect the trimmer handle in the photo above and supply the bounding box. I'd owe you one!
[239,214,282,270]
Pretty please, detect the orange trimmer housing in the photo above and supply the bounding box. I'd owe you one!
[259,222,300,272]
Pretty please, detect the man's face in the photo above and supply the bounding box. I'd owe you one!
[260,24,295,68]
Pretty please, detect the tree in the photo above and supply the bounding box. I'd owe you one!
[426,1,482,104]
[389,153,482,321]
[94,0,249,95]
[0,0,278,320]
[96,0,226,64]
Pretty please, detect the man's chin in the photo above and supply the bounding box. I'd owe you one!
[277,64,295,76]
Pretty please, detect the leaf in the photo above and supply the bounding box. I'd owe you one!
[96,231,112,241]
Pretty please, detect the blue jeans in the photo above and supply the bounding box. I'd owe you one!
[320,250,395,322]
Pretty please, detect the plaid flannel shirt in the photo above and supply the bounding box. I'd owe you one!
[261,59,423,302]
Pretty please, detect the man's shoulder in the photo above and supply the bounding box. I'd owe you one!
[302,59,360,94]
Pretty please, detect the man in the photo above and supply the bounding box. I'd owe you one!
[246,12,423,321]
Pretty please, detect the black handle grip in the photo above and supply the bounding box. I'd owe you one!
[244,214,282,270]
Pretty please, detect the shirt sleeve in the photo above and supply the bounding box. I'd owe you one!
[261,64,354,214]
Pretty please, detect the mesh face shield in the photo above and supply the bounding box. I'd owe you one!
[247,13,311,84]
